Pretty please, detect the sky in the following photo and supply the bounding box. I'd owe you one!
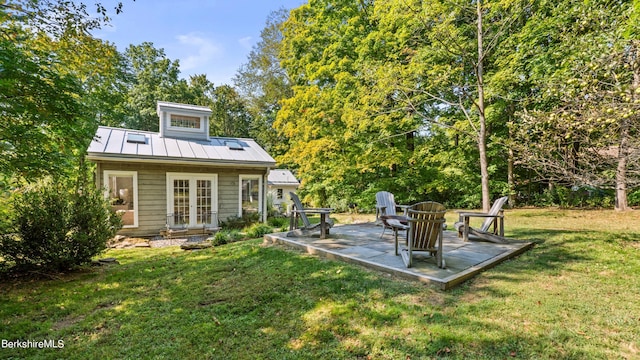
[92,0,305,86]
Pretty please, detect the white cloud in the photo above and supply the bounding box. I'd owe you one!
[174,33,222,72]
[238,36,253,50]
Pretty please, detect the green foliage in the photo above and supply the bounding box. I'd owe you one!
[0,30,94,180]
[234,8,293,158]
[245,223,274,238]
[221,212,262,230]
[121,42,192,131]
[1,210,639,359]
[211,231,228,246]
[267,216,289,231]
[0,177,121,272]
[628,188,640,207]
[211,229,247,246]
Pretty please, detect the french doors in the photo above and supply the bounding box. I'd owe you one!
[166,173,218,228]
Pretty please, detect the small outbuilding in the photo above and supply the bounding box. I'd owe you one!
[267,169,300,212]
[87,101,276,237]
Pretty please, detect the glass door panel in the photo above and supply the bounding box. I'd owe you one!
[173,179,190,225]
[196,179,212,225]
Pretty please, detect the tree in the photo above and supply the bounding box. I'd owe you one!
[277,0,397,207]
[0,1,132,180]
[122,42,190,131]
[210,85,251,138]
[0,27,91,179]
[511,0,639,210]
[375,0,524,211]
[234,8,293,157]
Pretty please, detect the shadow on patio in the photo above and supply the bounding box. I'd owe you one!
[264,222,534,290]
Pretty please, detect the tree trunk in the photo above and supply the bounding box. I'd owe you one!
[615,137,628,211]
[615,41,640,211]
[508,146,515,206]
[477,0,490,212]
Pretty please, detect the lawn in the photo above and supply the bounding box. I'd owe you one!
[1,209,639,359]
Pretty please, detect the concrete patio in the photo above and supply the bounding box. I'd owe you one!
[263,222,534,290]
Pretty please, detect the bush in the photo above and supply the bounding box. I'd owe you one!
[267,216,288,229]
[227,230,244,242]
[0,178,121,272]
[245,223,274,238]
[211,231,228,246]
[211,230,246,246]
[221,212,261,230]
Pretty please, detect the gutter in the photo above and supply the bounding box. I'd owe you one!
[87,153,276,168]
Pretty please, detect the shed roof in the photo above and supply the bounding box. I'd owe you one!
[87,126,276,167]
[268,169,300,186]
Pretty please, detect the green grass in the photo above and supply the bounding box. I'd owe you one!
[1,209,639,359]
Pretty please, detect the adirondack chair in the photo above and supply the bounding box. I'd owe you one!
[399,201,447,268]
[454,196,509,243]
[287,192,334,239]
[375,191,411,238]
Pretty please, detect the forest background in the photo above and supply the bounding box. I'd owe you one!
[2,0,640,217]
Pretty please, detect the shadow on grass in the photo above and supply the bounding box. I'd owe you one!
[0,234,633,359]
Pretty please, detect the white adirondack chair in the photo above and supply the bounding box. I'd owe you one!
[375,191,410,238]
[454,196,509,243]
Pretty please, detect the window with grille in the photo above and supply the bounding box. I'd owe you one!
[170,114,201,129]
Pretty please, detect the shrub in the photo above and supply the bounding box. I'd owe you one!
[227,230,244,242]
[221,212,262,230]
[211,231,228,246]
[245,223,274,238]
[211,230,247,246]
[0,178,121,272]
[267,216,288,229]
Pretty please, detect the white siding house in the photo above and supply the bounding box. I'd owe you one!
[87,101,276,237]
[267,169,300,213]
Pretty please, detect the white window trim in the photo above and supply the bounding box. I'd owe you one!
[104,170,139,228]
[167,114,205,133]
[166,173,218,228]
[239,174,263,217]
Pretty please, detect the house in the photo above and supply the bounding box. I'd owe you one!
[87,101,276,237]
[267,169,300,212]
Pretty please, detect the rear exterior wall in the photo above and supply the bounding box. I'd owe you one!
[95,161,267,237]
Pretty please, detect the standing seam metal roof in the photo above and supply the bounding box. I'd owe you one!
[267,169,300,186]
[87,126,276,166]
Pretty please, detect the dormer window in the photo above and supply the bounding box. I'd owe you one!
[157,101,211,141]
[170,114,201,129]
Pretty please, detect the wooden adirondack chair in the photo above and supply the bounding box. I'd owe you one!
[454,196,509,243]
[399,201,447,268]
[375,191,410,238]
[287,192,334,239]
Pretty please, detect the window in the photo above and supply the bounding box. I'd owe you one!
[277,189,283,200]
[170,114,201,129]
[239,175,262,216]
[104,171,138,228]
[166,173,217,228]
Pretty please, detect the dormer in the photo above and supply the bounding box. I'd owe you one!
[157,101,212,141]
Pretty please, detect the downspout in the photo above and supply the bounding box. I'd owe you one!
[264,167,270,223]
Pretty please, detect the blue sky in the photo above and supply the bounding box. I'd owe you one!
[92,0,304,86]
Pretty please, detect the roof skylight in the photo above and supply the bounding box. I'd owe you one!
[127,133,147,144]
[225,140,244,150]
